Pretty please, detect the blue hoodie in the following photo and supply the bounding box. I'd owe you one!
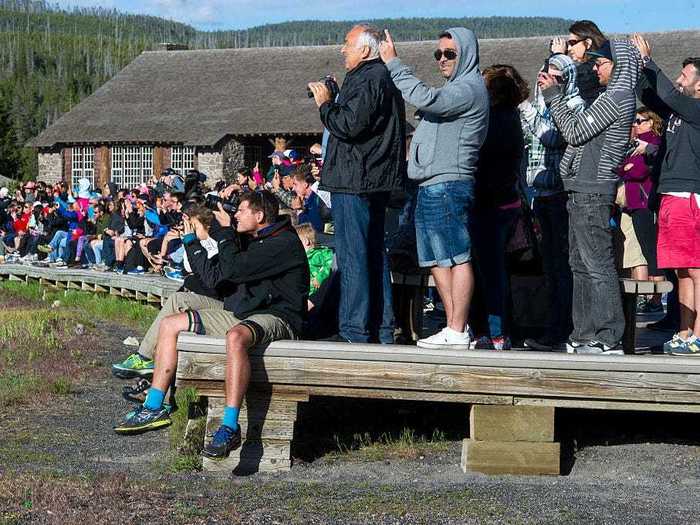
[386,27,490,186]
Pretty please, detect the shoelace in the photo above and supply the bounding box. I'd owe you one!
[211,426,235,444]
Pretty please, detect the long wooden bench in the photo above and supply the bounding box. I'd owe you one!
[175,335,700,476]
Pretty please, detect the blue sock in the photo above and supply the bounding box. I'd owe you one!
[223,406,240,431]
[143,386,165,411]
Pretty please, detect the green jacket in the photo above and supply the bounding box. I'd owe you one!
[307,246,333,296]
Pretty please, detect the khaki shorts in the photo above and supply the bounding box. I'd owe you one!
[621,211,647,269]
[189,306,295,346]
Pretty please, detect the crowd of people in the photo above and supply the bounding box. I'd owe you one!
[1,20,699,457]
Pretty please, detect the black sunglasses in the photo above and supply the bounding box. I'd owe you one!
[567,39,585,47]
[433,49,458,61]
[634,118,650,125]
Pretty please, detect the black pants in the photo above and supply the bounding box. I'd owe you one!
[630,208,660,276]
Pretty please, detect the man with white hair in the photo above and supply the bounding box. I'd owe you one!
[308,24,406,344]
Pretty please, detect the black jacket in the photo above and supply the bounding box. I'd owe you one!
[319,58,406,194]
[184,217,309,336]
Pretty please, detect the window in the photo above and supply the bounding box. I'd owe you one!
[71,147,95,189]
[111,146,153,189]
[171,146,195,175]
[244,145,263,168]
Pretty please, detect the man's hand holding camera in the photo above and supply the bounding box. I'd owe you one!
[213,203,232,228]
[307,81,332,108]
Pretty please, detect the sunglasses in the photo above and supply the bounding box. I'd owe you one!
[634,118,650,125]
[567,39,585,47]
[433,49,458,61]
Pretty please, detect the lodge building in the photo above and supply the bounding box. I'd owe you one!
[30,31,700,189]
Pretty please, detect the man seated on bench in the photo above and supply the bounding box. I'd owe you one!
[114,191,310,460]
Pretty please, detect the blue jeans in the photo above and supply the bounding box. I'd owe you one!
[568,192,624,346]
[415,180,474,267]
[472,206,519,338]
[49,230,69,262]
[332,192,394,344]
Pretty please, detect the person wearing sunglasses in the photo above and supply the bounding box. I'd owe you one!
[538,39,642,355]
[380,27,489,350]
[551,20,607,108]
[634,33,700,356]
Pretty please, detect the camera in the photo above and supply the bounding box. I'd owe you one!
[307,75,340,101]
[205,193,239,214]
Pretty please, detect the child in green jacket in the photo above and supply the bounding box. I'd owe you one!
[295,223,333,301]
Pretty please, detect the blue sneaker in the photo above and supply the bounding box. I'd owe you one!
[202,425,242,459]
[664,333,689,354]
[671,335,700,356]
[164,269,184,283]
[113,404,171,434]
[127,265,145,275]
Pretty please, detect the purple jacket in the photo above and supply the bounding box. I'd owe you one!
[618,131,661,210]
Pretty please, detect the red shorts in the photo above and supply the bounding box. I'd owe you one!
[657,194,700,269]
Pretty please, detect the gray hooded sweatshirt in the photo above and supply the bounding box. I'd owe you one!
[385,27,490,186]
[542,40,642,196]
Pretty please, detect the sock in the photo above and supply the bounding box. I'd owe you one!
[223,406,240,431]
[143,386,165,411]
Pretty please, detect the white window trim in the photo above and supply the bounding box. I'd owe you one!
[71,146,95,190]
[110,146,154,189]
[171,145,195,176]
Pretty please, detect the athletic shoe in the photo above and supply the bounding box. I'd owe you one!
[49,258,66,268]
[417,327,471,350]
[37,244,52,254]
[122,377,151,404]
[113,404,171,434]
[575,341,624,355]
[127,265,145,275]
[111,353,154,379]
[524,336,567,352]
[671,335,700,356]
[202,424,242,459]
[640,301,664,314]
[565,339,586,354]
[164,269,184,283]
[92,263,108,272]
[664,333,690,355]
[474,335,511,350]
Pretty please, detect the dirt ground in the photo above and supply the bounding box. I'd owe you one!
[1,293,699,524]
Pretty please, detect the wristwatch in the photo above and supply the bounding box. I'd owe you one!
[642,55,652,67]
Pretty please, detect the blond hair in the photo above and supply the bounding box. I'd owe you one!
[294,223,316,247]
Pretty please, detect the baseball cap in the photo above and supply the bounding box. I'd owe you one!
[585,40,613,61]
[268,151,288,161]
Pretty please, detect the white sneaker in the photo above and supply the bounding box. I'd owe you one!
[417,327,471,350]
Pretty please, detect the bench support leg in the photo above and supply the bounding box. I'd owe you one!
[622,292,638,354]
[203,391,305,474]
[461,405,560,476]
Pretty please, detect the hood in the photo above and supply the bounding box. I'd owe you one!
[547,54,581,102]
[443,27,481,83]
[607,40,642,93]
[77,177,91,198]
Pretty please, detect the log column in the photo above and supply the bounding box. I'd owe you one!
[461,405,560,475]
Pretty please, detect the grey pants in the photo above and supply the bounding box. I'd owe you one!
[567,192,625,347]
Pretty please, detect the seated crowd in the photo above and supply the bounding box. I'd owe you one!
[0,21,699,457]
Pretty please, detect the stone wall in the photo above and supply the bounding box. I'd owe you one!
[222,138,245,182]
[197,148,224,185]
[37,149,63,185]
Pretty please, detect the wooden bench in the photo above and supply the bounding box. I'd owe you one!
[175,335,700,476]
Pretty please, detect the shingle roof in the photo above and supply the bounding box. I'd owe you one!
[30,30,700,148]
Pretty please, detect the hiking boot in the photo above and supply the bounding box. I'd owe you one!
[111,353,154,379]
[417,327,471,350]
[524,336,567,352]
[113,404,171,434]
[671,335,700,357]
[575,341,624,355]
[122,378,151,404]
[202,425,242,459]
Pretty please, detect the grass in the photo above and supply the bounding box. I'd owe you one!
[168,387,205,472]
[325,427,452,463]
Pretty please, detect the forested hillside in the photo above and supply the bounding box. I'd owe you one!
[0,0,572,180]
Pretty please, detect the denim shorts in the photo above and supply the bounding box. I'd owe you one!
[415,180,474,267]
